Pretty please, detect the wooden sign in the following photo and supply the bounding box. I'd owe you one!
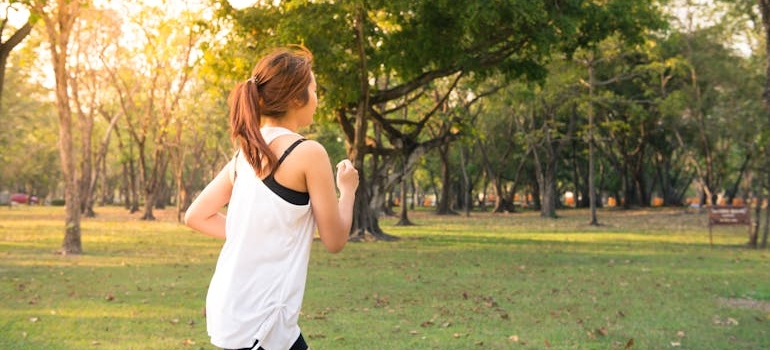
[707,206,751,246]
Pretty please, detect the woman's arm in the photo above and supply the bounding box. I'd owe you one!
[183,161,234,239]
[303,141,358,253]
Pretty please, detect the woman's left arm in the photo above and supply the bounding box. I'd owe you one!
[183,161,234,239]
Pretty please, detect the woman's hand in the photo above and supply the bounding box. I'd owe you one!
[335,159,359,195]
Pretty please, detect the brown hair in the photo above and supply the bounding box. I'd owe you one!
[228,45,314,176]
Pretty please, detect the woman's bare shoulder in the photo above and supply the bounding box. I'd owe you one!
[294,140,332,177]
[297,139,329,158]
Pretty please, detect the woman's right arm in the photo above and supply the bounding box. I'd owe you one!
[183,161,234,239]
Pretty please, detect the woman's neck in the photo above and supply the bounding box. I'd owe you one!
[261,123,297,133]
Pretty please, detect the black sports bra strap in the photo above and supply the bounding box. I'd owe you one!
[275,138,307,167]
[233,138,306,181]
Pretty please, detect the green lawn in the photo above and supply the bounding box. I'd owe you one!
[1,206,768,349]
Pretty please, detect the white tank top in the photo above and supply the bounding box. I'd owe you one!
[206,127,315,349]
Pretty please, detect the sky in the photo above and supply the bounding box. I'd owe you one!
[227,0,258,9]
[3,0,250,28]
[5,5,28,29]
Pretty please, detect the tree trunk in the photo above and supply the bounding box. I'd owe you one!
[531,104,575,218]
[571,142,584,208]
[90,110,121,209]
[579,162,592,208]
[129,160,140,212]
[120,134,140,213]
[750,190,761,248]
[762,185,769,249]
[530,179,541,210]
[396,168,413,226]
[344,113,397,239]
[758,0,770,248]
[140,150,169,220]
[725,154,751,205]
[532,137,558,218]
[74,94,95,218]
[477,141,506,213]
[655,153,692,206]
[174,146,196,222]
[631,167,649,207]
[540,163,558,218]
[37,0,83,254]
[368,125,394,217]
[396,155,414,225]
[435,142,456,215]
[141,192,156,220]
[587,62,599,225]
[368,151,388,217]
[491,177,507,213]
[459,146,471,217]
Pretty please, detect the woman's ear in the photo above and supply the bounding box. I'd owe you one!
[291,97,306,109]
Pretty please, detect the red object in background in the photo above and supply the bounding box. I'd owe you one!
[10,193,39,204]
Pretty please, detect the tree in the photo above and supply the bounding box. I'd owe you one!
[68,6,124,217]
[104,2,204,220]
[531,97,578,219]
[573,34,662,220]
[474,82,533,213]
[664,2,761,209]
[30,0,84,254]
[634,38,696,207]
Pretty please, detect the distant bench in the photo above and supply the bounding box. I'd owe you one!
[708,206,751,247]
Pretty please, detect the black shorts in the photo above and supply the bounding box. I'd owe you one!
[225,333,308,350]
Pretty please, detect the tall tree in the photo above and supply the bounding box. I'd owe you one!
[104,2,203,220]
[634,36,695,207]
[668,1,760,207]
[30,0,84,254]
[68,6,123,217]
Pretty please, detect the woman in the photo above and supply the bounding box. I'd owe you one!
[184,46,358,350]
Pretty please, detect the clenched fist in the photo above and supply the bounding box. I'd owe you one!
[335,159,359,196]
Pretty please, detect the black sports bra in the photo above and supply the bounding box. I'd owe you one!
[234,139,310,205]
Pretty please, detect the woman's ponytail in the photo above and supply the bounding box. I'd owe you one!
[229,79,276,177]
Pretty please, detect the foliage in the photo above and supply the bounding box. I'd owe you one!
[0,51,59,196]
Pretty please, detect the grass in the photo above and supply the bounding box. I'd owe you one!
[0,206,768,350]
